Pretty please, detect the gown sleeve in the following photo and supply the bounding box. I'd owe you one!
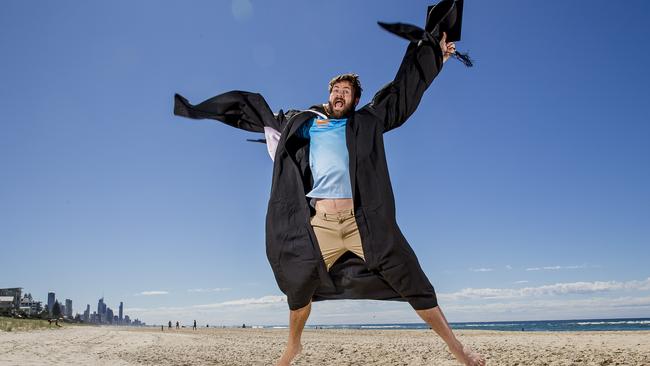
[359,41,444,133]
[174,90,283,132]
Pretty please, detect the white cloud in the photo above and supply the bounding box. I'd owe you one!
[526,264,588,271]
[124,278,650,325]
[514,280,529,284]
[221,295,286,306]
[469,268,493,272]
[443,296,650,319]
[194,295,286,308]
[505,265,513,270]
[135,291,169,296]
[130,295,286,314]
[439,278,650,301]
[187,288,231,293]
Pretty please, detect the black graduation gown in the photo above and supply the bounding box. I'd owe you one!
[174,39,444,311]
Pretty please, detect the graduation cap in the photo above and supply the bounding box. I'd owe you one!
[378,0,473,67]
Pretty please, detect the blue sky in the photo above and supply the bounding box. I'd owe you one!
[1,0,649,326]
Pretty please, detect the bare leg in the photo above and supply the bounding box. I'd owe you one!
[275,302,311,366]
[416,306,486,366]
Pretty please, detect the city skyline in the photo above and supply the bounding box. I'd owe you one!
[1,287,145,326]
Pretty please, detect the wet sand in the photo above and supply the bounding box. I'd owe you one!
[0,326,648,365]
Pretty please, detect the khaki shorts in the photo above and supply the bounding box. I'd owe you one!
[310,209,365,270]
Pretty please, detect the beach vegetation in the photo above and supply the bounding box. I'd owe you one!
[0,316,57,332]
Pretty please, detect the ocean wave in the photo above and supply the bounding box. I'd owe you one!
[575,320,650,325]
[461,323,520,327]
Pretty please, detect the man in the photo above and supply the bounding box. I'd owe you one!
[174,3,485,365]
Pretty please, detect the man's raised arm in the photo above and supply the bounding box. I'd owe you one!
[361,33,454,133]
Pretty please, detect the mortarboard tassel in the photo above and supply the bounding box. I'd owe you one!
[453,51,473,67]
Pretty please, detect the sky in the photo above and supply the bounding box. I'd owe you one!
[1,0,649,326]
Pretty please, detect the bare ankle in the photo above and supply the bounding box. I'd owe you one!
[287,342,302,351]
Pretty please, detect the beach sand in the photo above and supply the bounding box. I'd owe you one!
[0,326,648,365]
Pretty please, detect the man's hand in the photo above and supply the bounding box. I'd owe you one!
[439,32,456,63]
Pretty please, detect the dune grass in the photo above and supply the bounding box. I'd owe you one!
[0,317,59,332]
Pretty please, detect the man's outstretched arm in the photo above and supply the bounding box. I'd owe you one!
[361,33,454,133]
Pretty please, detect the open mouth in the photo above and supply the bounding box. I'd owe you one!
[334,99,345,108]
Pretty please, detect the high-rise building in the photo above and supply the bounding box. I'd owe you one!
[106,307,114,324]
[84,304,90,322]
[47,292,55,314]
[119,302,123,323]
[65,299,73,318]
[97,297,106,322]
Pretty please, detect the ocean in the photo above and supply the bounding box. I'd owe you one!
[264,318,650,332]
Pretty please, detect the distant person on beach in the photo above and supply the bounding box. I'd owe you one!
[168,321,171,329]
[193,320,197,330]
[176,321,179,329]
[174,1,484,365]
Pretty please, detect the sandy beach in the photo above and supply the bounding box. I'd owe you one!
[0,326,648,365]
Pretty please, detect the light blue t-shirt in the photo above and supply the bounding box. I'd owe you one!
[297,117,352,199]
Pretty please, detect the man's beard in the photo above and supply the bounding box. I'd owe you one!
[327,100,354,119]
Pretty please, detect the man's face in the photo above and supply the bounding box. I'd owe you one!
[328,81,359,118]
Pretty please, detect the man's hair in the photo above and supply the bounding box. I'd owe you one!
[328,73,363,99]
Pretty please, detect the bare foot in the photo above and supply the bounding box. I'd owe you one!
[449,342,486,366]
[275,343,303,366]
[462,345,486,366]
